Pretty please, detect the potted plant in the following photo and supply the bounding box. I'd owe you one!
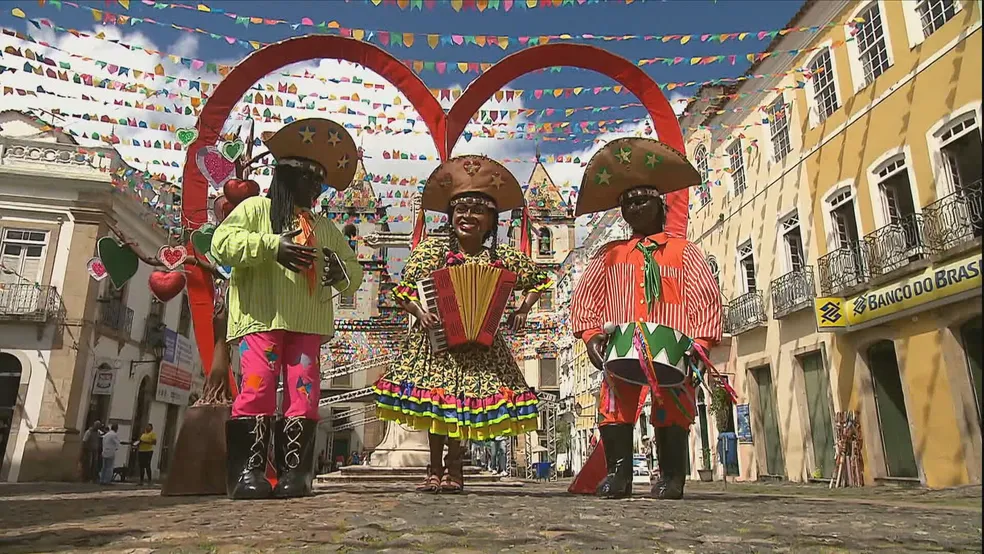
[698,448,714,482]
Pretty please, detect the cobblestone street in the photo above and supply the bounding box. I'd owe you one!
[0,480,980,553]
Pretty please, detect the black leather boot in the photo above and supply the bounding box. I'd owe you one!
[273,417,317,498]
[651,425,688,500]
[226,416,274,500]
[596,424,633,499]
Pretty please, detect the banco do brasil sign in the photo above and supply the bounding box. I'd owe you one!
[814,253,982,331]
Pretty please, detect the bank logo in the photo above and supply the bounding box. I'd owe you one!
[819,301,843,324]
[852,297,867,316]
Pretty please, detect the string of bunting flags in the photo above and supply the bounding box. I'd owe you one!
[12,6,861,75]
[1,26,826,104]
[1,41,819,133]
[94,0,854,50]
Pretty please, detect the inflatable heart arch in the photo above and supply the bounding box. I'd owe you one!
[180,36,690,387]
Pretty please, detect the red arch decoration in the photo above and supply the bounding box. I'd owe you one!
[179,36,446,374]
[446,43,690,237]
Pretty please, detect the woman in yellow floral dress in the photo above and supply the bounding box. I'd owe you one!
[373,155,552,493]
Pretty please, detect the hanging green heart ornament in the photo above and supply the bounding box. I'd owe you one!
[190,227,215,257]
[175,128,199,147]
[96,237,139,290]
[220,139,246,162]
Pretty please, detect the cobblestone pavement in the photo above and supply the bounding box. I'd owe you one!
[0,480,980,553]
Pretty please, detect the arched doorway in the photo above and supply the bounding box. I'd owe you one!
[0,353,23,476]
[959,316,983,428]
[867,340,918,478]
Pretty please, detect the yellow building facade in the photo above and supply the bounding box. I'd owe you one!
[683,0,981,488]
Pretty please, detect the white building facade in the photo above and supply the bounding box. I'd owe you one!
[0,112,202,482]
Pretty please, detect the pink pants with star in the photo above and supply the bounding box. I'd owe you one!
[231,330,322,420]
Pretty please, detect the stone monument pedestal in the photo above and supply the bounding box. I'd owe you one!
[368,421,430,468]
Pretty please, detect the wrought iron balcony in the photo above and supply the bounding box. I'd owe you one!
[817,241,869,296]
[724,291,767,335]
[923,180,983,254]
[0,284,62,323]
[864,213,931,279]
[98,297,134,337]
[771,267,816,319]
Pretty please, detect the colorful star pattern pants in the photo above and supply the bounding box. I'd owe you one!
[231,331,322,420]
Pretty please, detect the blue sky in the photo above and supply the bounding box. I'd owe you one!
[0,0,804,254]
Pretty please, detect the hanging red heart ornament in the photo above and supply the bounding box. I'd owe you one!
[179,36,690,379]
[148,270,187,303]
[223,179,261,206]
[158,245,188,270]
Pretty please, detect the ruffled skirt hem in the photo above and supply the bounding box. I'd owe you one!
[373,379,539,441]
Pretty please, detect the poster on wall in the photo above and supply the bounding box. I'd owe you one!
[156,328,194,405]
[736,404,753,444]
[91,367,115,396]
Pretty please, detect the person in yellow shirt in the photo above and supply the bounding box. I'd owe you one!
[137,423,157,485]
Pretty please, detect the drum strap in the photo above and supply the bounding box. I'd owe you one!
[635,242,662,311]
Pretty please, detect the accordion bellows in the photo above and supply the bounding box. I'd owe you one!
[418,264,517,351]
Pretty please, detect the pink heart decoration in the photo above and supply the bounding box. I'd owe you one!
[86,257,108,281]
[158,245,188,270]
[148,270,188,303]
[195,146,236,191]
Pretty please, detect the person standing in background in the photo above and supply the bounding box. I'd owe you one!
[81,420,103,483]
[137,423,157,486]
[100,424,120,485]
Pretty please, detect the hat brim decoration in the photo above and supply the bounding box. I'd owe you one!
[574,138,701,217]
[421,155,525,213]
[261,118,358,192]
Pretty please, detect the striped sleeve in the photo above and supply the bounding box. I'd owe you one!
[682,242,723,349]
[211,198,280,268]
[569,250,608,343]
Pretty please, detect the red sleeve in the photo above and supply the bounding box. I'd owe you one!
[570,250,608,344]
[682,242,723,349]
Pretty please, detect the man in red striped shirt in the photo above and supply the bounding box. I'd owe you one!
[569,137,723,500]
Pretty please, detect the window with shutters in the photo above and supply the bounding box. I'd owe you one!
[780,212,806,273]
[937,113,982,195]
[694,144,711,207]
[855,2,892,85]
[737,241,757,294]
[916,0,957,38]
[538,227,553,255]
[808,48,840,123]
[539,358,558,390]
[828,188,861,249]
[539,290,553,311]
[177,293,192,338]
[0,229,48,285]
[727,140,747,196]
[768,99,792,162]
[339,292,357,309]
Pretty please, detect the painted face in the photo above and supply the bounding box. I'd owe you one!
[451,198,495,242]
[620,189,665,235]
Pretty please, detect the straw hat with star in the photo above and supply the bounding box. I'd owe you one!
[261,118,359,191]
[421,155,525,213]
[574,138,702,217]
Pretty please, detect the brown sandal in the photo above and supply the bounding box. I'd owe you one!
[415,466,442,493]
[440,472,463,493]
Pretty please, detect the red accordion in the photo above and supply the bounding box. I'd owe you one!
[417,264,517,353]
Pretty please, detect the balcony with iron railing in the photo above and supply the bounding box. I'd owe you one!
[98,297,134,338]
[0,283,62,323]
[724,291,767,335]
[771,266,816,319]
[923,180,983,255]
[864,213,932,280]
[817,241,870,297]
